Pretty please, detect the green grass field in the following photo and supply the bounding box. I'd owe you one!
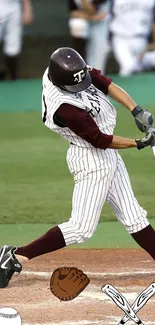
[0,76,155,246]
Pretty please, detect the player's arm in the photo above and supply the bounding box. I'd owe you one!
[90,68,154,132]
[107,83,136,112]
[107,82,154,132]
[69,0,96,19]
[22,0,33,25]
[81,0,96,15]
[53,104,153,150]
[90,68,137,112]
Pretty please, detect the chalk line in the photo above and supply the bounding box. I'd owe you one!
[22,269,155,279]
[106,316,155,325]
[81,291,138,301]
[23,321,155,325]
[79,289,155,303]
[23,320,105,325]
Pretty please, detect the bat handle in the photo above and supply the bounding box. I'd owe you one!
[146,125,155,158]
[151,137,155,158]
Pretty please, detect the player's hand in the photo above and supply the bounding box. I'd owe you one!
[132,106,153,132]
[135,130,155,150]
[22,6,33,25]
[91,11,107,21]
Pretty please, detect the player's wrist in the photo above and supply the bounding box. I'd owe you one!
[135,139,144,150]
[131,106,143,117]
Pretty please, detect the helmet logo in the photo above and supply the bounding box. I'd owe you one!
[73,69,85,84]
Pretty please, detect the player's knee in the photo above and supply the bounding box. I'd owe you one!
[75,224,96,243]
[124,215,149,234]
[4,45,21,57]
[59,219,96,245]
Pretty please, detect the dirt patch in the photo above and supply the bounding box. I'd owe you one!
[1,249,155,324]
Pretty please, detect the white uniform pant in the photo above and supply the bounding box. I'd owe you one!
[59,146,149,246]
[0,3,22,56]
[86,2,110,74]
[112,35,155,76]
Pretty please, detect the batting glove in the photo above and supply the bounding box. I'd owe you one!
[135,130,154,150]
[132,106,153,132]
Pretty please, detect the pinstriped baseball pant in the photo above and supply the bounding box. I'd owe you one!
[58,145,149,246]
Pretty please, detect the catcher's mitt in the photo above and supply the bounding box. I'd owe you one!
[50,267,90,301]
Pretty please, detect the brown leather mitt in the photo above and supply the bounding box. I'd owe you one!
[50,267,90,301]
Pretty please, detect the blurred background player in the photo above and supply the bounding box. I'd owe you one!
[139,22,155,71]
[110,0,155,76]
[0,0,33,80]
[68,0,110,74]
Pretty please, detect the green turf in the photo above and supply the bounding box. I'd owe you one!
[1,219,155,247]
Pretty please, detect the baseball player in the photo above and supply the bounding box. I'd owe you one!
[69,0,110,73]
[0,47,155,288]
[0,0,33,80]
[110,0,155,76]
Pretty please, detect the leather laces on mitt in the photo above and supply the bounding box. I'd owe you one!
[50,267,90,301]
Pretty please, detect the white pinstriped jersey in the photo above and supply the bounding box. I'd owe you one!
[42,68,116,148]
[0,0,21,19]
[0,0,20,4]
[110,0,155,37]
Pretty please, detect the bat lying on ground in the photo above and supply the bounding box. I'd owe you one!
[118,283,155,325]
[102,283,155,325]
[102,284,143,324]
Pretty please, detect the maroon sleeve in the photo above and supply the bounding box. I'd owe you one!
[89,68,112,94]
[54,103,113,149]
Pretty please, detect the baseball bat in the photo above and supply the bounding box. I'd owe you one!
[118,283,155,325]
[102,284,144,325]
[151,137,155,158]
[145,125,155,158]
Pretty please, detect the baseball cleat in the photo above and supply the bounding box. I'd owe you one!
[0,245,22,288]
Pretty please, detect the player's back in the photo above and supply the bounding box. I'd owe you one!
[42,68,116,148]
[110,0,155,37]
[0,0,20,16]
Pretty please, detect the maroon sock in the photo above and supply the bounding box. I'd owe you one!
[131,224,155,260]
[16,226,66,259]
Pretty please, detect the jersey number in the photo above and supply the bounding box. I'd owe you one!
[42,94,47,123]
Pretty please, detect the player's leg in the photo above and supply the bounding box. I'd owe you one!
[16,167,112,261]
[0,16,6,79]
[0,148,116,287]
[86,2,110,74]
[130,36,148,72]
[0,169,111,287]
[58,168,112,245]
[15,148,116,255]
[3,5,22,80]
[87,20,110,74]
[106,154,155,260]
[141,50,155,70]
[112,35,137,76]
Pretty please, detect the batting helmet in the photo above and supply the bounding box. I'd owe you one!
[48,47,92,93]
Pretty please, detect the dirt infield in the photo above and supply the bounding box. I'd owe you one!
[1,249,155,325]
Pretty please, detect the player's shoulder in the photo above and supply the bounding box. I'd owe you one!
[42,68,62,97]
[87,65,102,79]
[42,68,78,106]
